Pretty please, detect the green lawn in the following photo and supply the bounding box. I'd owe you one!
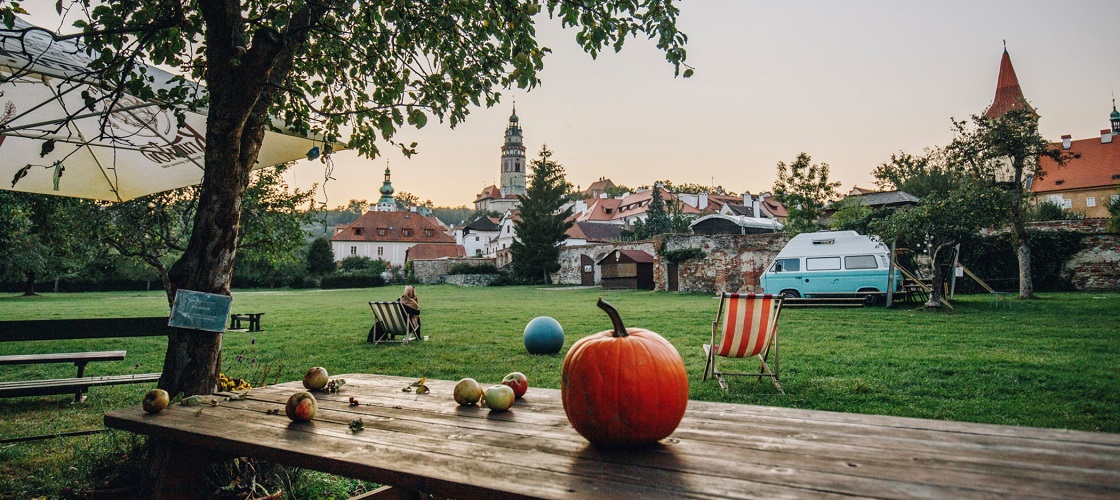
[1,286,1118,497]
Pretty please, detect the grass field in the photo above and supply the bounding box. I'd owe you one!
[1,286,1118,497]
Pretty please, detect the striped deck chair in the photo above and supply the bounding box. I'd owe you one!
[702,293,785,394]
[367,301,420,344]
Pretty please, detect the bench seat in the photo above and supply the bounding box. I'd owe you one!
[0,373,161,400]
[0,350,127,366]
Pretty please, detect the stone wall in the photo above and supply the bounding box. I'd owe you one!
[556,234,789,294]
[410,257,496,285]
[1063,233,1120,291]
[445,274,501,287]
[658,233,789,294]
[556,242,656,285]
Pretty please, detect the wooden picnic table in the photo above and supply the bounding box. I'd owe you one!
[105,374,1120,499]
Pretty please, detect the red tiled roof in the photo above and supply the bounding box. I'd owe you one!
[1033,136,1120,193]
[474,185,501,202]
[984,49,1036,120]
[406,243,466,261]
[330,211,455,243]
[761,198,787,218]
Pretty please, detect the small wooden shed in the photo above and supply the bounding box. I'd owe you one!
[597,249,655,290]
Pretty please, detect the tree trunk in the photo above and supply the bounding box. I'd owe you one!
[22,270,37,296]
[1017,236,1034,299]
[1010,217,1035,299]
[924,242,955,308]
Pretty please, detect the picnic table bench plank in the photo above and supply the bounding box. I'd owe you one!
[0,373,161,398]
[105,374,1120,500]
[0,350,127,365]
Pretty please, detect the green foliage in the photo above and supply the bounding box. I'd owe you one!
[772,153,842,234]
[510,146,574,283]
[340,256,389,274]
[643,185,671,235]
[431,205,475,226]
[1106,189,1120,233]
[1030,200,1085,221]
[957,230,1085,293]
[828,197,874,233]
[0,192,98,294]
[305,237,336,276]
[659,247,705,264]
[872,149,962,199]
[319,269,386,289]
[448,262,500,275]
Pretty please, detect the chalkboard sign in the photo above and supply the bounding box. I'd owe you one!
[169,290,232,333]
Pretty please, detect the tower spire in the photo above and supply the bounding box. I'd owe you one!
[375,159,396,212]
[984,44,1037,120]
[1110,90,1119,135]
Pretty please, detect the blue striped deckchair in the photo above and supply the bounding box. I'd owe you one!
[368,301,420,344]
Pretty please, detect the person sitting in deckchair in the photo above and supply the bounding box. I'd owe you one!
[399,285,421,335]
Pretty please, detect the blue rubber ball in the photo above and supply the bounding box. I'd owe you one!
[524,316,564,355]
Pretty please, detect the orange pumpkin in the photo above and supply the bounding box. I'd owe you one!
[561,298,689,447]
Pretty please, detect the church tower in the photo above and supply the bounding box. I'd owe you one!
[500,106,527,197]
[984,44,1036,120]
[375,165,396,212]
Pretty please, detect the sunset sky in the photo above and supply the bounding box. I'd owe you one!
[25,1,1120,209]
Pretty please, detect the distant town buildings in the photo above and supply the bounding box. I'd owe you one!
[330,166,461,266]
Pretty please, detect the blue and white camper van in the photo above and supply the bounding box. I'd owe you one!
[760,230,903,302]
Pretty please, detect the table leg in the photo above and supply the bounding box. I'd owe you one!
[149,440,213,500]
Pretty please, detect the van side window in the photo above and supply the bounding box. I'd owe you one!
[845,255,878,270]
[805,257,841,271]
[771,258,799,272]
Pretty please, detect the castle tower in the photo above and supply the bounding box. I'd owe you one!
[375,165,396,212]
[500,106,527,197]
[984,45,1037,120]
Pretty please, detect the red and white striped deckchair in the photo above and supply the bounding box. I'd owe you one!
[702,293,785,394]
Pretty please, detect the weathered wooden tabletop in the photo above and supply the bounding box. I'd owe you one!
[105,373,1120,499]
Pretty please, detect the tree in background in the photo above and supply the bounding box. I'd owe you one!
[667,197,695,233]
[772,153,841,234]
[643,185,671,235]
[4,1,689,400]
[872,149,959,199]
[0,193,96,295]
[947,108,1074,299]
[1105,185,1120,233]
[306,237,336,276]
[511,146,574,283]
[871,180,1006,308]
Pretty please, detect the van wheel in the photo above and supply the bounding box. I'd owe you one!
[862,294,876,306]
[781,290,800,299]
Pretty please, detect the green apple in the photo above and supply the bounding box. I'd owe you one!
[483,385,515,411]
[142,389,169,414]
[453,378,483,405]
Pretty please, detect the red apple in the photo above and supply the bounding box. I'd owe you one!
[453,378,483,406]
[142,389,169,414]
[302,366,329,391]
[286,392,318,422]
[483,385,515,411]
[501,372,528,399]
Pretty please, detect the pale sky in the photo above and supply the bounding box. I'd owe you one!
[25,1,1120,208]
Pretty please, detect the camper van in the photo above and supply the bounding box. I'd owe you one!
[760,230,902,302]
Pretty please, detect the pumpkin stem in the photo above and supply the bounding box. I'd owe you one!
[597,298,628,338]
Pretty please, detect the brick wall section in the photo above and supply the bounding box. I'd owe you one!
[445,274,500,287]
[411,258,496,285]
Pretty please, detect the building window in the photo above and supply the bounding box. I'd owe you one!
[506,226,511,233]
[401,228,412,237]
[475,236,479,241]
[377,247,384,256]
[354,227,363,236]
[350,246,357,256]
[475,249,482,257]
[1086,197,1096,208]
[377,228,387,236]
[425,229,433,237]
[1062,198,1072,209]
[1113,194,1120,204]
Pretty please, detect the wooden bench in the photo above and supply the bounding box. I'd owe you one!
[0,317,167,402]
[229,313,264,332]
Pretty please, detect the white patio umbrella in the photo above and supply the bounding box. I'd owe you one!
[0,18,334,202]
